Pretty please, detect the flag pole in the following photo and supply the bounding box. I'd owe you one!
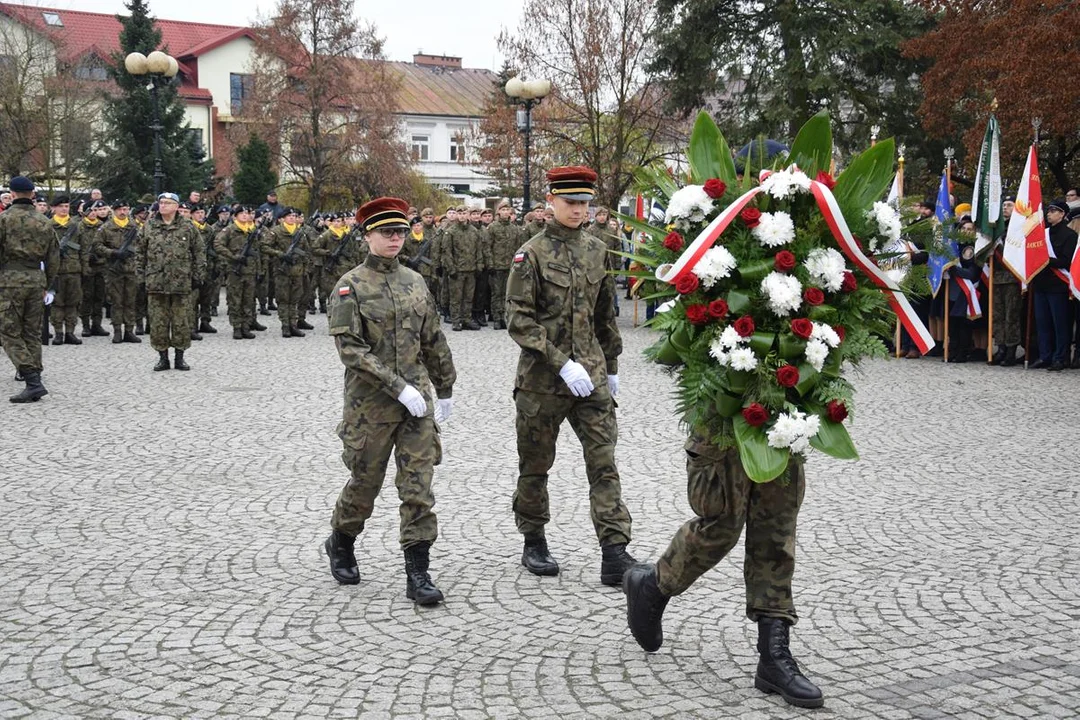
[894,142,905,358]
[943,149,954,363]
[1024,117,1043,369]
[987,255,995,363]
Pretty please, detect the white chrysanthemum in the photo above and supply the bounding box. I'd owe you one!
[766,410,821,453]
[760,271,803,316]
[804,339,829,371]
[665,185,715,223]
[760,168,812,199]
[751,211,795,248]
[719,325,745,350]
[870,201,902,244]
[655,299,677,314]
[803,247,847,293]
[693,246,738,288]
[810,322,841,348]
[708,336,731,366]
[728,347,758,371]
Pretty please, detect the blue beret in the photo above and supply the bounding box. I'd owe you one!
[9,176,34,192]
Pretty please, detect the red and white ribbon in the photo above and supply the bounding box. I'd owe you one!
[954,278,982,319]
[655,187,762,283]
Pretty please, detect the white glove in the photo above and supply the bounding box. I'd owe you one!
[434,398,453,424]
[43,291,55,306]
[559,360,595,397]
[396,385,428,417]
[607,374,619,396]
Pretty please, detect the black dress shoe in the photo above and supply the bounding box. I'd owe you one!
[755,618,824,708]
[623,563,669,652]
[325,530,360,585]
[1030,359,1048,369]
[521,536,559,576]
[1048,361,1065,372]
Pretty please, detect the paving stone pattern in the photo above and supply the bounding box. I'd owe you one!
[1,303,1078,719]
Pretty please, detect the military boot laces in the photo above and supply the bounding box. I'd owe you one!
[324,530,359,585]
[521,535,559,576]
[600,542,637,587]
[623,563,669,652]
[754,618,824,709]
[404,543,444,606]
[153,350,170,372]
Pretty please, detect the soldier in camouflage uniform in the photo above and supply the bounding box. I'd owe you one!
[76,201,111,337]
[324,197,456,607]
[1,176,59,402]
[48,196,83,345]
[471,208,490,327]
[91,200,141,344]
[433,208,455,321]
[419,208,439,300]
[443,208,481,331]
[505,166,636,585]
[587,206,621,316]
[188,206,219,338]
[214,206,261,340]
[137,193,206,371]
[260,208,311,338]
[484,200,522,330]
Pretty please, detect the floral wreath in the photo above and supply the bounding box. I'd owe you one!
[620,112,933,483]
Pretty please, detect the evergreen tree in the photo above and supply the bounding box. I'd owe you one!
[232,133,277,206]
[88,0,212,199]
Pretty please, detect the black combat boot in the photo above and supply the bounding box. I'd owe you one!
[241,326,256,340]
[281,326,293,338]
[404,542,444,606]
[9,370,48,403]
[600,543,637,587]
[1001,345,1018,367]
[190,329,203,341]
[290,326,306,337]
[521,535,559,576]
[754,617,824,708]
[324,530,360,585]
[259,300,270,315]
[991,346,1007,365]
[123,327,141,343]
[81,317,92,337]
[250,319,267,331]
[296,317,314,330]
[153,350,170,371]
[623,563,669,652]
[173,349,190,371]
[319,300,326,314]
[199,320,217,334]
[64,332,82,345]
[267,300,277,311]
[112,326,122,344]
[233,327,244,340]
[134,319,144,335]
[52,332,64,346]
[465,320,481,331]
[90,316,109,336]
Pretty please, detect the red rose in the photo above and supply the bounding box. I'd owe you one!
[804,287,825,306]
[742,403,769,427]
[790,318,814,340]
[733,315,755,337]
[826,400,848,423]
[774,250,797,273]
[675,273,700,295]
[685,304,709,325]
[815,171,836,190]
[833,325,846,342]
[740,206,762,228]
[703,178,727,199]
[708,299,729,319]
[663,231,685,252]
[841,271,858,293]
[776,364,800,388]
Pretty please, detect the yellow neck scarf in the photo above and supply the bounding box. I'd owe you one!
[234,219,254,233]
[330,226,346,239]
[113,217,130,229]
[53,215,70,228]
[84,217,100,226]
[282,222,298,234]
[193,221,206,231]
[411,230,424,241]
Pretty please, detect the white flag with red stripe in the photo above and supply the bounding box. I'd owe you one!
[1001,145,1050,284]
[1072,241,1080,298]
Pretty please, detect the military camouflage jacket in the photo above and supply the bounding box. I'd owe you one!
[75,217,105,274]
[0,200,58,289]
[92,217,140,274]
[261,224,308,278]
[214,222,259,276]
[486,219,523,271]
[525,220,546,239]
[441,222,481,273]
[328,253,456,440]
[506,220,621,395]
[51,216,82,275]
[137,215,206,294]
[586,222,622,272]
[316,227,364,277]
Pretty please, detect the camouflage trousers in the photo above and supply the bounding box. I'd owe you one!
[80,272,106,320]
[0,285,45,373]
[438,271,450,316]
[189,277,217,326]
[225,274,256,329]
[489,269,509,324]
[992,280,1023,347]
[106,271,138,327]
[656,446,805,625]
[147,292,192,351]
[331,415,442,549]
[51,272,81,334]
[448,272,475,325]
[513,389,632,545]
[273,271,304,327]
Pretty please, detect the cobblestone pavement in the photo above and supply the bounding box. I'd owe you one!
[2,299,1078,720]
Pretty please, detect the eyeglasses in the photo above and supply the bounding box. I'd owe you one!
[376,228,406,238]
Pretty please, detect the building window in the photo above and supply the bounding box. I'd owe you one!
[230,73,254,113]
[411,134,429,161]
[74,60,108,82]
[187,128,204,158]
[451,184,470,194]
[449,136,466,163]
[42,12,63,26]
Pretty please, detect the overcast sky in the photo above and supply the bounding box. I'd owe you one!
[62,0,521,69]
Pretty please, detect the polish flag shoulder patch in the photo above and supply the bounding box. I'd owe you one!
[514,252,526,263]
[338,286,351,297]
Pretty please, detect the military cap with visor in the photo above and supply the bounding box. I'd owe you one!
[356,197,411,233]
[547,166,597,201]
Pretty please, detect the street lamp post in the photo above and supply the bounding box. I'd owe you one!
[124,50,179,196]
[504,77,551,214]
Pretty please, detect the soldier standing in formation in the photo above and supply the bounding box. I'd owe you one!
[214,205,260,340]
[1,176,58,402]
[484,200,522,330]
[323,197,456,607]
[137,192,206,371]
[91,200,141,344]
[261,208,312,338]
[189,205,219,339]
[48,196,83,346]
[419,208,439,301]
[443,207,481,331]
[504,166,636,585]
[75,201,110,338]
